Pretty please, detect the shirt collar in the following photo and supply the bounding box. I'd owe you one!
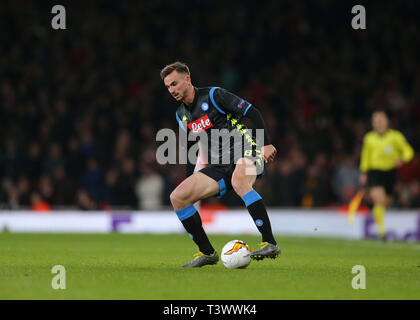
[184,87,198,108]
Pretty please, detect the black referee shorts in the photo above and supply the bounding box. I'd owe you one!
[367,169,397,195]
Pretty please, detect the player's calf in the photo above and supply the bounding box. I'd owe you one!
[239,189,278,246]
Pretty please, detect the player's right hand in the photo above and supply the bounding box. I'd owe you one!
[262,145,277,163]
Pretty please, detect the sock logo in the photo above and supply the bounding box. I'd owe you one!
[255,219,263,227]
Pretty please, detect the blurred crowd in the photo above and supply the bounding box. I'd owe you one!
[1,0,419,211]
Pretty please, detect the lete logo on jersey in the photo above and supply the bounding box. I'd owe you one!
[187,115,213,134]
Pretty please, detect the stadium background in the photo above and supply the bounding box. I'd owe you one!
[1,0,419,212]
[2,0,420,301]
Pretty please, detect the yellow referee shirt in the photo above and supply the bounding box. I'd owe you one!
[360,129,414,172]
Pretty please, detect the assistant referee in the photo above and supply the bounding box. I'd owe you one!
[359,110,414,239]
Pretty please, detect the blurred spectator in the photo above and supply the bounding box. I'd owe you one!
[275,159,297,207]
[81,158,105,202]
[114,157,137,208]
[300,164,328,208]
[0,0,419,209]
[114,129,137,163]
[16,176,31,206]
[2,179,20,210]
[135,162,165,210]
[30,192,51,212]
[103,170,118,206]
[43,143,66,176]
[1,139,21,181]
[76,189,97,211]
[409,181,420,208]
[52,166,75,206]
[288,147,308,205]
[396,181,420,209]
[38,175,54,204]
[331,154,360,204]
[24,142,43,183]
[66,137,85,179]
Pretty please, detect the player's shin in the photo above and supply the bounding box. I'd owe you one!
[175,205,215,255]
[241,190,277,245]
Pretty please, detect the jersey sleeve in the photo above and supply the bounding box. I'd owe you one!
[211,87,272,145]
[175,111,187,133]
[394,131,414,163]
[210,87,253,118]
[359,134,371,172]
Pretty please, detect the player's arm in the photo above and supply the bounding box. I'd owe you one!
[359,134,370,186]
[359,134,370,173]
[243,106,276,162]
[394,131,414,166]
[212,87,276,162]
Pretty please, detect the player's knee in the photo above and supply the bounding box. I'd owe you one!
[169,189,183,210]
[231,175,250,196]
[170,188,188,210]
[370,187,387,205]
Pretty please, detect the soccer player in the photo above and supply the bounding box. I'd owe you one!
[160,61,280,267]
[359,110,414,240]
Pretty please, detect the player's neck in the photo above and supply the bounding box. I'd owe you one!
[375,128,389,136]
[183,86,195,105]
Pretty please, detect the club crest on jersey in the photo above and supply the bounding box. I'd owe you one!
[188,115,213,134]
[237,99,246,109]
[201,102,209,111]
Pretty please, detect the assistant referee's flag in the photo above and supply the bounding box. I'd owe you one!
[347,188,365,225]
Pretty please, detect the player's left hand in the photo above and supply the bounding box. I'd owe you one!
[262,145,277,163]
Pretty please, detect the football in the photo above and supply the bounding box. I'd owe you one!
[221,240,252,269]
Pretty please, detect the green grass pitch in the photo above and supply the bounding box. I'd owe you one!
[1,232,420,300]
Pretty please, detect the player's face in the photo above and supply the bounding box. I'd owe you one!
[164,71,191,102]
[372,112,389,134]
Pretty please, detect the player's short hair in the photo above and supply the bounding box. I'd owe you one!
[160,61,190,79]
